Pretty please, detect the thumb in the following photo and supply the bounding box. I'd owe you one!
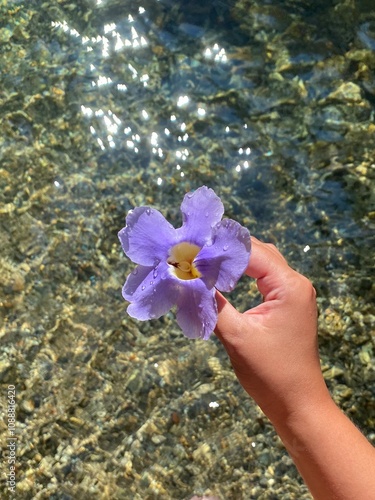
[215,290,244,345]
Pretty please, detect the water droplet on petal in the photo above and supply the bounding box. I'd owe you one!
[150,280,154,285]
[132,268,138,275]
[153,269,158,279]
[146,208,152,215]
[223,245,228,251]
[205,212,209,218]
[187,191,195,198]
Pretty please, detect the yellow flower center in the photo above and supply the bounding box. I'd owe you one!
[167,242,201,280]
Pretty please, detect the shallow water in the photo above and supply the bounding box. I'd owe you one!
[0,0,374,498]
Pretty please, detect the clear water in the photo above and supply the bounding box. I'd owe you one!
[0,0,374,498]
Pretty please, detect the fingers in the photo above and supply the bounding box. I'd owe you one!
[246,237,291,300]
[246,237,287,279]
[215,236,292,343]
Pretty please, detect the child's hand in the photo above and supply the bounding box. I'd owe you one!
[215,236,328,424]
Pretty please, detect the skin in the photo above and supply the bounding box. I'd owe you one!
[215,237,375,500]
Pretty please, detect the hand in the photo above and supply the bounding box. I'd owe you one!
[215,236,329,425]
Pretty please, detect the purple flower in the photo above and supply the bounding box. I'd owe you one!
[118,186,251,340]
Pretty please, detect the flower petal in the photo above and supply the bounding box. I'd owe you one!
[194,218,251,292]
[123,263,176,320]
[118,207,177,266]
[176,186,224,246]
[175,279,218,340]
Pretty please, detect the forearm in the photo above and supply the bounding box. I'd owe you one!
[272,393,375,500]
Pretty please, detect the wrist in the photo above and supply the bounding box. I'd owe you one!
[273,390,336,446]
[262,376,334,432]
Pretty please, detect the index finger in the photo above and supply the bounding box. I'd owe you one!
[246,237,291,300]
